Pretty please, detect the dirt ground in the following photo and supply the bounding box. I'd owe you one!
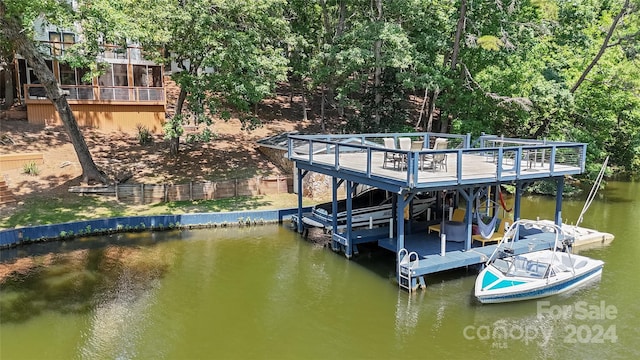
[0,109,317,201]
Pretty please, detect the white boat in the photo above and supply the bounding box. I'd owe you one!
[475,219,604,304]
[299,188,435,230]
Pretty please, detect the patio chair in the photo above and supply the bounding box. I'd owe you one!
[382,137,396,169]
[423,138,448,172]
[394,137,412,170]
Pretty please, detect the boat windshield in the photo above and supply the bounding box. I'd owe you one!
[495,257,550,279]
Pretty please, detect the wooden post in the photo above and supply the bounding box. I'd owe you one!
[164,183,168,202]
[141,183,144,205]
[235,179,238,197]
[189,181,193,201]
[115,183,119,201]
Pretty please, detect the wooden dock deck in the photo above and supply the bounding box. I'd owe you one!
[338,224,557,277]
[288,133,585,192]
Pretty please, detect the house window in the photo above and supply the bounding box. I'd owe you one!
[58,63,92,99]
[98,64,130,100]
[98,65,113,87]
[49,32,75,56]
[133,65,162,87]
[97,64,128,87]
[59,63,77,85]
[113,64,129,86]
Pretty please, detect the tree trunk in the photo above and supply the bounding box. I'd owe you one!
[170,87,188,156]
[438,0,467,134]
[416,88,429,129]
[301,81,308,122]
[426,87,440,132]
[1,5,108,184]
[320,84,326,132]
[373,0,383,127]
[450,0,466,72]
[570,0,630,94]
[2,66,14,110]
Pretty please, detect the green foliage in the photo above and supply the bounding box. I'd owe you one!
[22,161,39,176]
[2,0,639,175]
[163,114,184,142]
[164,0,290,153]
[136,124,153,145]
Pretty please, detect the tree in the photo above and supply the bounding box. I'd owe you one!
[164,0,290,155]
[0,0,108,183]
[0,33,15,110]
[570,0,636,93]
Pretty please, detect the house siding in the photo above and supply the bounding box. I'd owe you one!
[27,102,166,133]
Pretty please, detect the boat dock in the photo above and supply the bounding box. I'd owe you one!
[287,132,589,291]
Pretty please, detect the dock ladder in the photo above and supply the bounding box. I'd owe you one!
[398,248,420,292]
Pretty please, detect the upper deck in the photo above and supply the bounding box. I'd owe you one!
[287,133,586,192]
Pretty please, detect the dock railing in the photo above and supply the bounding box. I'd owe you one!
[287,133,586,189]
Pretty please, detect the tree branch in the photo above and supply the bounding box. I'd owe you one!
[570,0,631,94]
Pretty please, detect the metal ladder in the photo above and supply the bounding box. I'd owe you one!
[398,248,419,292]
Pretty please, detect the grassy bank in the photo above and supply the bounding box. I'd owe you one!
[0,193,318,229]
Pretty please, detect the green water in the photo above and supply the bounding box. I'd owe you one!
[1,181,638,359]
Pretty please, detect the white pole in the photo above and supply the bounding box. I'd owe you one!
[389,218,393,238]
[427,208,431,221]
[440,234,446,256]
[448,207,453,220]
[369,216,373,229]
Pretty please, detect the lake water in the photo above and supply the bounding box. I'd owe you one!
[1,181,638,359]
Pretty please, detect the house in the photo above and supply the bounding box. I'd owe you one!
[12,19,166,133]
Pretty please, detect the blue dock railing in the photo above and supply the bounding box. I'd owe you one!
[287,132,586,189]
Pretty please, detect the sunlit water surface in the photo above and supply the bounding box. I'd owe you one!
[1,181,638,359]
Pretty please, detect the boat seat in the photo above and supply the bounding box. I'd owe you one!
[574,260,587,269]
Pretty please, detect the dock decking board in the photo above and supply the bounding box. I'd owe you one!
[345,225,558,277]
[292,152,581,191]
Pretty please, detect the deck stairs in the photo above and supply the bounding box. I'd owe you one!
[0,179,16,205]
[398,249,420,292]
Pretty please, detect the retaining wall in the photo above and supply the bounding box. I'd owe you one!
[0,207,312,248]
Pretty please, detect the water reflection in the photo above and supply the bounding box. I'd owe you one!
[0,244,172,325]
[79,270,161,359]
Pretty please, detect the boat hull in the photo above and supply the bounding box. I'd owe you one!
[475,251,604,304]
[301,189,434,230]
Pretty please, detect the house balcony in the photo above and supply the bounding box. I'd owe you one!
[23,84,167,134]
[24,84,165,105]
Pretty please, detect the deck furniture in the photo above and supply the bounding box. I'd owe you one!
[393,137,412,170]
[472,218,509,246]
[423,138,448,172]
[428,208,465,235]
[443,220,466,242]
[382,137,396,169]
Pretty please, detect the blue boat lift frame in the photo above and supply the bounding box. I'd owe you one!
[288,132,586,290]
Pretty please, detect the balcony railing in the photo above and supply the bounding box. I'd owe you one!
[38,41,153,61]
[25,84,165,103]
[286,133,587,189]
